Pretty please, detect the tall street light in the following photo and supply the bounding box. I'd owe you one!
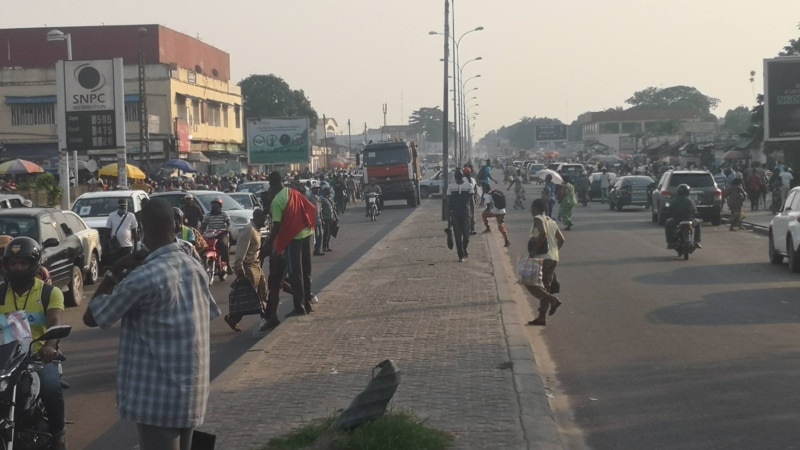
[438,1,451,221]
[461,74,481,163]
[458,57,481,163]
[47,29,73,209]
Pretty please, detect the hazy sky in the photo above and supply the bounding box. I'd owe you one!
[7,1,800,139]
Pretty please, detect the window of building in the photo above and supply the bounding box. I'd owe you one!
[10,104,55,126]
[223,105,229,128]
[621,122,642,134]
[598,122,620,134]
[124,102,140,123]
[192,100,200,126]
[234,105,241,129]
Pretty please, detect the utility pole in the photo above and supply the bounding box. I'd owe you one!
[348,119,352,159]
[382,103,388,140]
[137,27,149,178]
[441,0,450,221]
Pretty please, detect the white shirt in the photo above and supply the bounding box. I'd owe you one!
[600,173,610,188]
[105,211,138,248]
[780,171,794,187]
[482,192,506,215]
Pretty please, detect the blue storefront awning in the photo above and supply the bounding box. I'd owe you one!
[5,96,56,105]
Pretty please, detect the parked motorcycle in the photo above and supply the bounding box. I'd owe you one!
[202,230,229,286]
[0,325,71,450]
[578,188,589,206]
[671,220,699,260]
[366,193,379,222]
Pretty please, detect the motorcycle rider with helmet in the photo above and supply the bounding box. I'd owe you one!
[664,184,702,249]
[362,178,383,216]
[181,194,204,229]
[0,237,67,450]
[200,197,232,273]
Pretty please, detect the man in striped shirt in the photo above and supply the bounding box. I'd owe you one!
[200,197,231,273]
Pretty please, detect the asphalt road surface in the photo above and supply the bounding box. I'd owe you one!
[60,200,414,450]
[503,194,800,449]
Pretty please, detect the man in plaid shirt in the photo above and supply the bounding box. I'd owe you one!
[84,198,220,450]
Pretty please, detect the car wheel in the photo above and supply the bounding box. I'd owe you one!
[769,231,784,264]
[651,207,657,223]
[420,186,430,199]
[64,265,84,307]
[788,236,800,273]
[85,252,99,285]
[711,214,721,226]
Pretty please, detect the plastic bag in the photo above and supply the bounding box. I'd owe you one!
[516,256,544,287]
[0,311,33,349]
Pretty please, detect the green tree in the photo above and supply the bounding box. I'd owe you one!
[779,22,800,56]
[625,85,720,117]
[238,74,318,129]
[721,106,752,135]
[408,107,453,142]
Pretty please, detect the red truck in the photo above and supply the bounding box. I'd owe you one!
[361,141,421,207]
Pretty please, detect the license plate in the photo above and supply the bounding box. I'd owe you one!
[690,194,702,204]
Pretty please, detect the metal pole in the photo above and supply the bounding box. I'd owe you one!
[441,0,450,221]
[382,103,387,140]
[452,0,459,166]
[348,119,352,159]
[65,33,72,61]
[323,114,328,169]
[137,28,149,179]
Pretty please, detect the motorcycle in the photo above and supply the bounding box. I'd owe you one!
[366,193,379,222]
[0,325,71,450]
[202,230,229,286]
[671,220,699,260]
[770,186,783,214]
[577,187,589,206]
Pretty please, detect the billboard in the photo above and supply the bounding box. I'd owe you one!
[764,57,800,141]
[246,117,311,164]
[535,125,567,141]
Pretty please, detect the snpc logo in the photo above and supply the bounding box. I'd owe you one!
[71,63,108,107]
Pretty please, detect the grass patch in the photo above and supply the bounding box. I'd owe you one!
[264,409,453,450]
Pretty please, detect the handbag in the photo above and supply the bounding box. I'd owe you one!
[516,256,544,287]
[330,220,340,238]
[444,227,454,250]
[108,213,130,253]
[228,277,264,317]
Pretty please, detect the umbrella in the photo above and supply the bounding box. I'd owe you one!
[98,163,146,180]
[534,169,563,184]
[0,159,44,175]
[162,159,197,173]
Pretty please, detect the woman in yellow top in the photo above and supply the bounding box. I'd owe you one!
[527,199,565,326]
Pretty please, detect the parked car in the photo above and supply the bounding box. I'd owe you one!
[650,170,722,226]
[71,190,149,265]
[589,172,618,200]
[237,181,270,194]
[0,194,32,208]
[769,186,800,271]
[608,176,655,211]
[62,211,103,285]
[228,192,261,210]
[419,170,456,198]
[150,190,265,243]
[0,208,91,306]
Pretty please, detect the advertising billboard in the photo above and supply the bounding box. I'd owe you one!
[246,118,311,164]
[764,57,800,141]
[535,125,567,141]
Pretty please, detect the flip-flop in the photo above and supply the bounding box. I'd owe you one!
[549,299,562,316]
[224,315,242,332]
[527,319,547,326]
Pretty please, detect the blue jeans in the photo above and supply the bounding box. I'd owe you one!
[38,363,65,435]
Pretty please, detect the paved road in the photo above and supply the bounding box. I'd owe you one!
[59,200,413,450]
[503,197,800,449]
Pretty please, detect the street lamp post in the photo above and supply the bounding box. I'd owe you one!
[47,29,73,210]
[137,27,150,178]
[440,1,450,221]
[461,74,481,164]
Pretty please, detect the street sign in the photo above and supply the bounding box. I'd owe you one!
[764,57,800,141]
[535,125,568,141]
[58,59,125,151]
[246,117,310,164]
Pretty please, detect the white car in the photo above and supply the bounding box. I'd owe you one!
[769,186,800,271]
[71,190,150,264]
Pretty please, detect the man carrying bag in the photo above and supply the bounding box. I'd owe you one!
[225,209,269,332]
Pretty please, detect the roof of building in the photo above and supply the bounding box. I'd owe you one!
[578,107,704,124]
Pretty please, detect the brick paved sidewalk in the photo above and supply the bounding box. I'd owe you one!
[199,201,561,449]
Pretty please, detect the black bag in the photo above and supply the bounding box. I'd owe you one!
[228,277,264,317]
[490,190,506,209]
[445,228,454,249]
[330,220,340,238]
[108,213,131,253]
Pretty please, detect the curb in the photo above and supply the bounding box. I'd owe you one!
[486,233,564,449]
[209,205,423,391]
[720,216,770,236]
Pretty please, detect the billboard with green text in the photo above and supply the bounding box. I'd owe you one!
[246,117,310,164]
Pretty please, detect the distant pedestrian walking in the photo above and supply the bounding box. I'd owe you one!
[448,168,474,261]
[481,182,511,247]
[558,177,576,230]
[726,178,747,231]
[526,199,565,326]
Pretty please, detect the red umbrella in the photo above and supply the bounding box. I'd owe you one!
[0,159,44,175]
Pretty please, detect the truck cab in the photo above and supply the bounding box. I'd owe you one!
[362,141,421,207]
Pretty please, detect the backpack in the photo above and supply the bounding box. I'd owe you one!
[477,166,488,181]
[490,190,506,209]
[0,281,55,312]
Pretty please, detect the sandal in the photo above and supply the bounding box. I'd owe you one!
[549,299,562,316]
[224,315,242,332]
[527,319,547,326]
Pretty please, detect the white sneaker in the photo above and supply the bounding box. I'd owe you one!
[311,294,319,304]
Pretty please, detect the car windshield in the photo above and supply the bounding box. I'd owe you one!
[195,193,243,211]
[668,174,714,188]
[363,145,410,166]
[0,217,37,239]
[229,194,253,207]
[625,177,654,186]
[72,197,128,217]
[237,183,268,193]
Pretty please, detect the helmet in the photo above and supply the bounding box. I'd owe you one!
[320,181,330,189]
[173,207,185,223]
[184,194,194,201]
[463,167,472,176]
[211,197,223,205]
[677,184,690,196]
[3,236,42,286]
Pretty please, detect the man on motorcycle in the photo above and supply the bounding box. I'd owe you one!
[200,198,232,274]
[575,172,590,205]
[362,178,383,216]
[664,184,702,249]
[181,194,204,229]
[0,237,66,450]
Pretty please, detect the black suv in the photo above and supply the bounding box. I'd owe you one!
[651,170,722,226]
[0,208,87,306]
